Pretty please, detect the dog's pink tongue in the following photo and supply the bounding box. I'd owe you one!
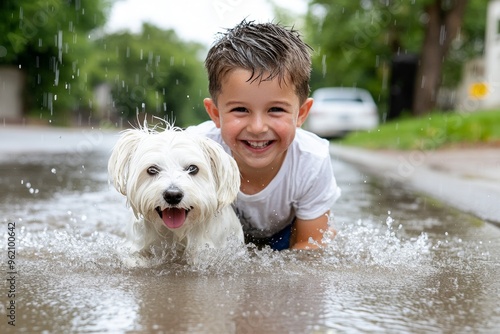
[162,208,186,229]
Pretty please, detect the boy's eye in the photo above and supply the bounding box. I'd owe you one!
[269,107,285,113]
[231,107,248,113]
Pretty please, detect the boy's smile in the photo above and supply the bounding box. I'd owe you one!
[244,139,273,149]
[204,68,313,190]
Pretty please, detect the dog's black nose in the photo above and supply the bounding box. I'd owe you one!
[163,187,183,205]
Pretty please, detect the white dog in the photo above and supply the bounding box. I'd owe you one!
[108,124,244,265]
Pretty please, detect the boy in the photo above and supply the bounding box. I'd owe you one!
[188,20,341,250]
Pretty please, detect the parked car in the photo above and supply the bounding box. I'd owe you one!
[304,87,379,138]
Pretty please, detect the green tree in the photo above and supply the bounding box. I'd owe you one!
[304,0,487,117]
[0,0,110,124]
[91,24,209,127]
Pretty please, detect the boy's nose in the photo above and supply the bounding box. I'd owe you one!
[247,113,268,134]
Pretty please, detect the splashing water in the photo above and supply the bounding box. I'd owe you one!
[330,216,431,269]
[14,210,433,279]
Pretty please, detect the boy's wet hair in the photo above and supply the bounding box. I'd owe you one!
[205,20,313,105]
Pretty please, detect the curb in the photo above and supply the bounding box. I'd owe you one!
[330,144,500,226]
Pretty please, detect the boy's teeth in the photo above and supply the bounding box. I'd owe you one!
[247,141,270,148]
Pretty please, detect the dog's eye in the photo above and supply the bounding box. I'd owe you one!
[147,166,160,175]
[185,165,199,175]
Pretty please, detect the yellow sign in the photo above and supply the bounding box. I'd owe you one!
[469,82,488,99]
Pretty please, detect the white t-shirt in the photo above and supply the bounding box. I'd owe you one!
[187,121,341,238]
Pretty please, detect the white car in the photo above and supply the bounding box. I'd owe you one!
[305,87,379,138]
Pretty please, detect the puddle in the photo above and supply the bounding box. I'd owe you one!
[1,128,499,333]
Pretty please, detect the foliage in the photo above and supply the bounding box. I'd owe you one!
[0,1,209,127]
[91,24,209,127]
[338,109,500,150]
[0,0,111,125]
[1,0,489,126]
[304,0,487,117]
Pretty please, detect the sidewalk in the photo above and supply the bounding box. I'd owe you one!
[0,125,118,162]
[330,144,500,225]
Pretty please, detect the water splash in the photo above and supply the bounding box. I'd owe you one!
[14,210,437,278]
[18,226,124,273]
[328,214,432,270]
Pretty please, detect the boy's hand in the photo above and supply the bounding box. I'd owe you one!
[290,211,336,250]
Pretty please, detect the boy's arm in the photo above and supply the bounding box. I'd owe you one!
[291,211,336,250]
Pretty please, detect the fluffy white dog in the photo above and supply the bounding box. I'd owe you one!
[108,124,244,264]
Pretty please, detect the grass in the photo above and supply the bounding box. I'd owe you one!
[338,109,500,150]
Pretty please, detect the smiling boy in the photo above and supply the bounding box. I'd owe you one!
[189,20,341,250]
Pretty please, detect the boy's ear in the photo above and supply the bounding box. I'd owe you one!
[204,98,221,128]
[297,98,313,127]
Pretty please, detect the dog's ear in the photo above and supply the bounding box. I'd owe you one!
[198,137,240,209]
[108,129,145,195]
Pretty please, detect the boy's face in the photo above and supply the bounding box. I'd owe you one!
[204,68,313,173]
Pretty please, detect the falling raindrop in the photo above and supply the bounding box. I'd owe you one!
[58,30,63,63]
[321,54,327,78]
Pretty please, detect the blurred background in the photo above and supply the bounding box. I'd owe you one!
[0,0,497,131]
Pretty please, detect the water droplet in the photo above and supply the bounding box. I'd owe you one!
[386,215,394,228]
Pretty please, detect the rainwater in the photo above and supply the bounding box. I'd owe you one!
[1,127,499,333]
